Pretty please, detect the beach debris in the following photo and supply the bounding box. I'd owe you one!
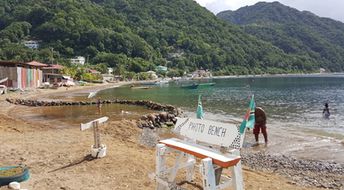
[87,91,97,99]
[80,117,109,158]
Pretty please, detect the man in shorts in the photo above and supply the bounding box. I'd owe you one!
[253,107,268,145]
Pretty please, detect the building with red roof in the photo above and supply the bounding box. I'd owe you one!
[41,64,65,84]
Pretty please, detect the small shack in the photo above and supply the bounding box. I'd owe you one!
[0,60,46,90]
[42,64,64,84]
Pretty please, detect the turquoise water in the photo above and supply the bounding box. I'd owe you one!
[97,75,344,136]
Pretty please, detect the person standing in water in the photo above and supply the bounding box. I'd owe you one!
[96,99,102,114]
[323,103,330,119]
[253,107,268,145]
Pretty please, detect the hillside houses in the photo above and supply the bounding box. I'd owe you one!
[0,61,46,90]
[70,56,86,65]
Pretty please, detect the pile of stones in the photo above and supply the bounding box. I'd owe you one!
[137,111,179,129]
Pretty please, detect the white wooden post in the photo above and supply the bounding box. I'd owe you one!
[81,117,108,158]
[186,154,195,182]
[201,158,216,190]
[156,144,167,190]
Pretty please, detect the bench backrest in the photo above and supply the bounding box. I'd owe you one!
[174,117,245,150]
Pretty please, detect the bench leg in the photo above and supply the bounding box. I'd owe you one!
[231,150,243,190]
[168,151,183,183]
[156,144,167,190]
[201,158,216,190]
[186,155,195,182]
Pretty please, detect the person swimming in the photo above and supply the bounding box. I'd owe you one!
[323,103,330,119]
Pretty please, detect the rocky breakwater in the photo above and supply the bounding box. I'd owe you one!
[5,98,181,115]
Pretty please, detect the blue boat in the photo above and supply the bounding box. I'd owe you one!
[0,165,30,186]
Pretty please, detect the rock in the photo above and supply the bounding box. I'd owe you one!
[165,122,174,126]
[8,182,20,190]
[147,114,156,123]
[159,112,168,122]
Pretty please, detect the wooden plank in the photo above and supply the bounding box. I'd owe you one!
[80,117,109,131]
[174,117,240,148]
[93,121,100,148]
[159,138,240,168]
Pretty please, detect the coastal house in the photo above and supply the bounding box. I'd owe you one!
[102,74,114,82]
[146,71,158,80]
[191,69,212,78]
[87,69,101,75]
[0,60,46,90]
[156,65,168,72]
[23,40,39,49]
[108,68,113,74]
[42,64,64,84]
[70,56,86,65]
[114,75,123,82]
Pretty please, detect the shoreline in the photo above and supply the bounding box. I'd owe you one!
[212,72,344,79]
[1,82,343,189]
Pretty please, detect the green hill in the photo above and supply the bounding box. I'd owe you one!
[217,1,344,72]
[0,0,322,75]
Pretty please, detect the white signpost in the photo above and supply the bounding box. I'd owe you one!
[174,117,243,149]
[80,117,109,158]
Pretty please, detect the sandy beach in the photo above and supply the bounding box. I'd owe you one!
[0,83,343,190]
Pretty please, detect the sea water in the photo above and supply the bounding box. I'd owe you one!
[98,75,344,137]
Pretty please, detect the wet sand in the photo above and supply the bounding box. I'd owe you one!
[0,83,342,189]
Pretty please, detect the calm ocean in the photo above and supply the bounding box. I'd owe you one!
[97,75,344,137]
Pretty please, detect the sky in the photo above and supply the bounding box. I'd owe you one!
[195,0,344,23]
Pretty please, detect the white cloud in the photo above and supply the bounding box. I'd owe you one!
[194,0,344,22]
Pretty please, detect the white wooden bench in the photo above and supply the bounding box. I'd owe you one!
[153,117,247,190]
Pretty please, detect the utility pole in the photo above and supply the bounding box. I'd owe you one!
[50,47,54,64]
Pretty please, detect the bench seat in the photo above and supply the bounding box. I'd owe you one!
[159,138,241,168]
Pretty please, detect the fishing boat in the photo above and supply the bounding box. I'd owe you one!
[0,165,30,186]
[0,85,7,95]
[88,91,97,98]
[181,82,215,89]
[130,85,153,89]
[0,77,8,84]
[155,78,170,85]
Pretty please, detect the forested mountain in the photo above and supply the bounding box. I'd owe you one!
[217,1,344,72]
[0,0,324,75]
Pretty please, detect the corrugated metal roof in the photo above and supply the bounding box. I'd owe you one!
[26,61,47,67]
[42,64,64,70]
[0,60,47,67]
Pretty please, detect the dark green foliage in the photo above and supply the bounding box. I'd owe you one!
[217,2,344,72]
[0,0,329,74]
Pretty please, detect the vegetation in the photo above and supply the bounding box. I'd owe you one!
[0,0,335,75]
[217,2,344,72]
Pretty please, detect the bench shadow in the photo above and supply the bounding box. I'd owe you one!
[48,154,95,173]
[177,181,203,190]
